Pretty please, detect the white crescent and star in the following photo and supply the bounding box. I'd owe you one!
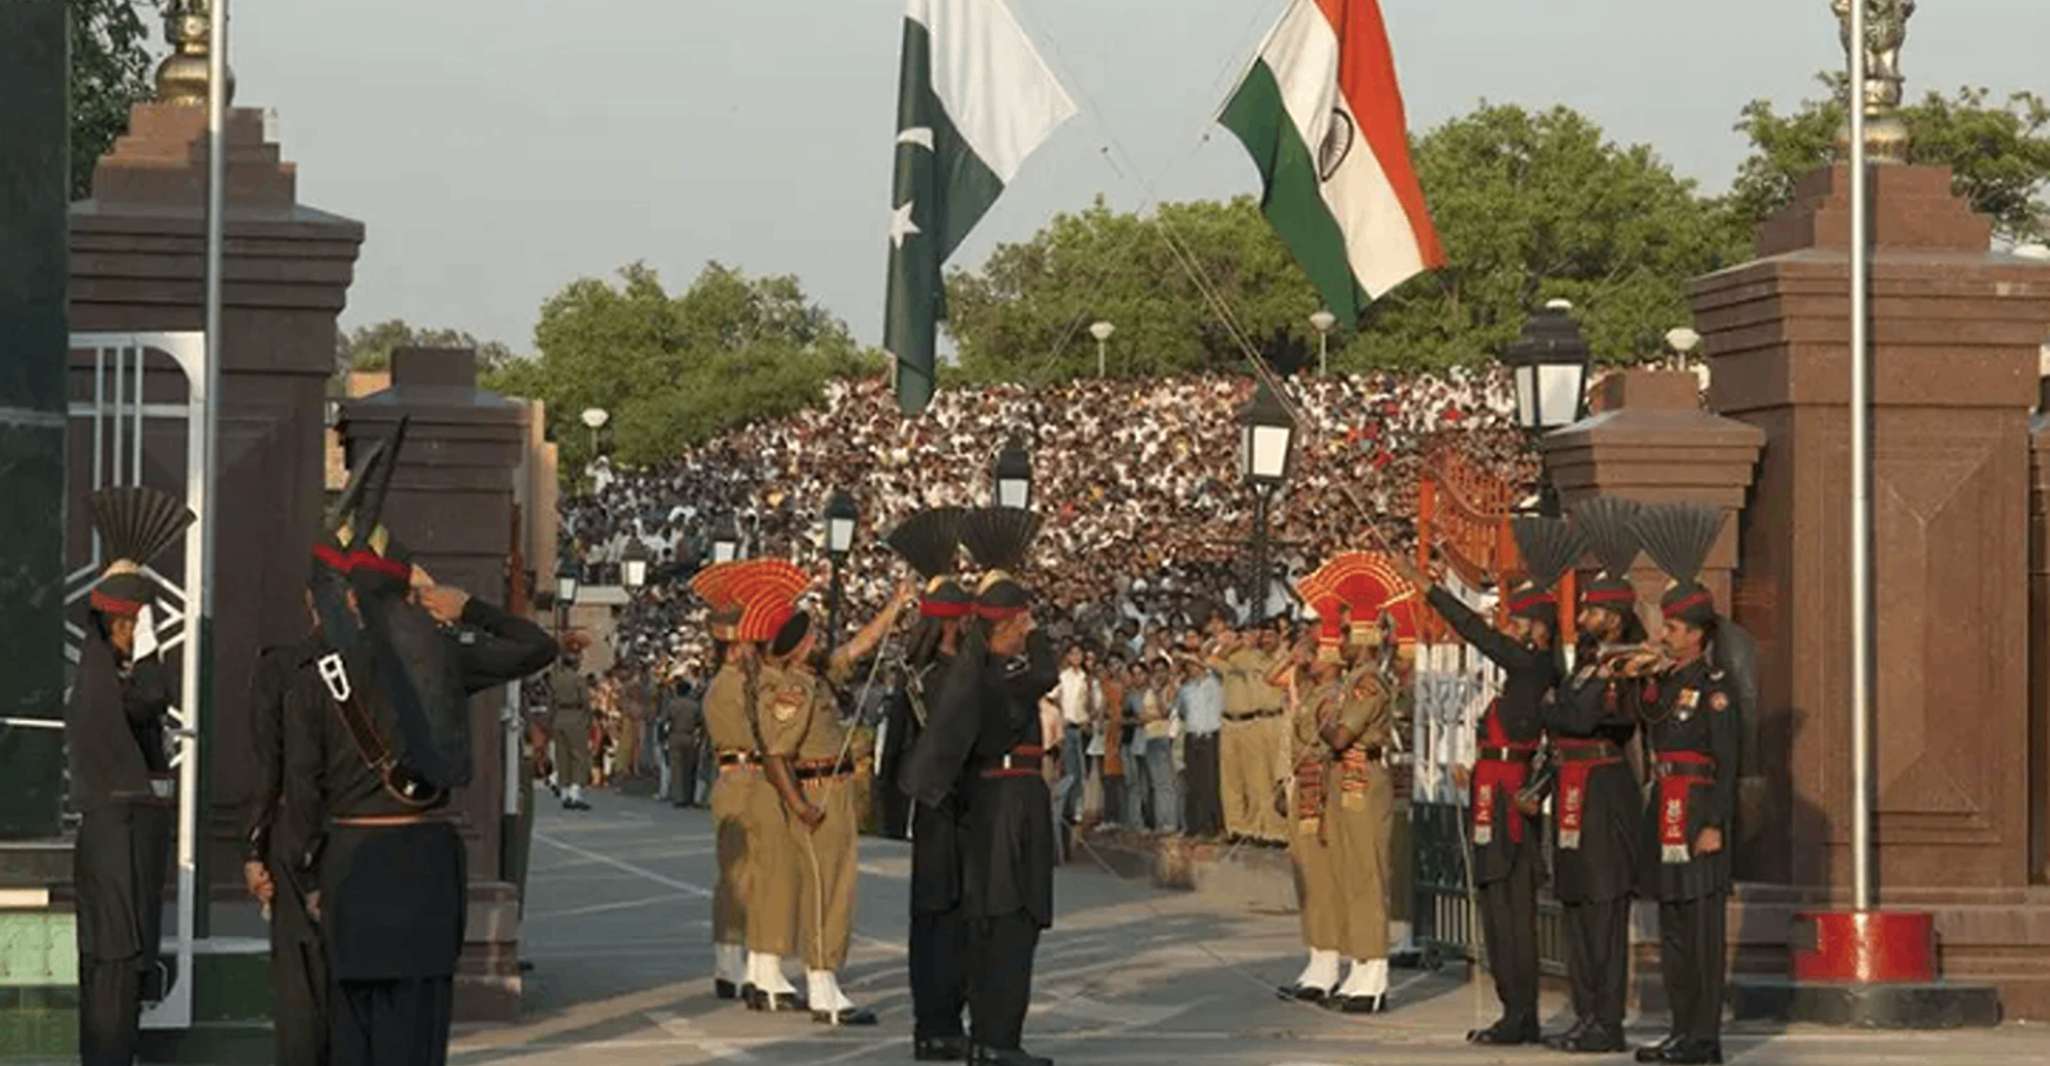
[891,127,934,249]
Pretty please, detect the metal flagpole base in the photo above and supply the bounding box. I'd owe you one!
[1729,909,2000,1028]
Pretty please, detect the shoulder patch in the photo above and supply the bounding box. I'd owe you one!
[1708,668,1726,682]
[1710,691,1730,713]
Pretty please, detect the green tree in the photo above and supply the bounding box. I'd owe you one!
[69,0,162,200]
[946,103,1749,378]
[1733,75,2050,242]
[488,262,878,474]
[335,319,516,373]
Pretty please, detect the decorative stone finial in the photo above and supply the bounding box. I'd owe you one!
[1831,0,1915,163]
[154,0,235,107]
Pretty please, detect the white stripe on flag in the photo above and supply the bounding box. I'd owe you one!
[914,0,1077,184]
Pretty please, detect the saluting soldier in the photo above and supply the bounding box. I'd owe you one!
[1397,516,1580,1047]
[281,428,556,1066]
[1627,505,1745,1066]
[66,488,189,1066]
[548,638,594,811]
[910,507,1061,1066]
[1212,624,1284,844]
[1542,498,1649,1054]
[753,576,911,1025]
[886,507,977,1061]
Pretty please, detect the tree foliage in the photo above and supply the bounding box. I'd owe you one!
[484,262,879,473]
[946,103,1750,378]
[69,0,162,200]
[1732,75,2050,242]
[335,319,516,374]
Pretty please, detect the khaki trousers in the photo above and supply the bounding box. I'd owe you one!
[1221,715,1288,841]
[1289,818,1343,953]
[795,777,858,972]
[1331,772,1394,959]
[742,774,800,957]
[710,769,754,946]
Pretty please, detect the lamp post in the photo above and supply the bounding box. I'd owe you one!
[621,539,650,593]
[554,562,581,637]
[1309,309,1337,376]
[1089,320,1115,378]
[580,406,610,463]
[823,491,858,647]
[1504,299,1592,517]
[709,514,741,565]
[1664,325,1702,372]
[1237,379,1297,624]
[993,435,1033,510]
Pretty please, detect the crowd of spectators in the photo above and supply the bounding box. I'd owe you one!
[560,369,1533,682]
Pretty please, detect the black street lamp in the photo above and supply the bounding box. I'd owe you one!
[1504,299,1593,517]
[710,514,741,565]
[1237,379,1297,624]
[621,539,650,592]
[993,435,1033,511]
[554,561,581,636]
[823,490,859,647]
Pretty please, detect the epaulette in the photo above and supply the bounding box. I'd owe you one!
[1708,668,1726,682]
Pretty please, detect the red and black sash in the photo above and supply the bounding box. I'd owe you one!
[1553,737,1624,849]
[980,744,1045,779]
[1471,700,1537,845]
[1654,749,1716,863]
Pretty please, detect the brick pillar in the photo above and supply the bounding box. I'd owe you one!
[1692,164,2050,1016]
[2032,417,2050,886]
[1541,369,1765,635]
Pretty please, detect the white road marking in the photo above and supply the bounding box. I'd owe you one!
[534,831,713,898]
[526,893,693,921]
[644,1010,759,1061]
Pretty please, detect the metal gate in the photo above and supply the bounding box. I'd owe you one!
[64,332,209,1030]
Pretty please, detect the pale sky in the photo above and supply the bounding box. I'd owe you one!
[231,0,2047,355]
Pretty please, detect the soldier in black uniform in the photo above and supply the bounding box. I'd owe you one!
[907,507,1059,1066]
[65,487,190,1066]
[244,615,330,1066]
[1541,497,1648,1054]
[887,508,976,1061]
[281,429,556,1066]
[1629,505,1743,1066]
[1397,516,1577,1047]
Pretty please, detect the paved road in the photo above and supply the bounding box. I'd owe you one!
[453,793,2050,1065]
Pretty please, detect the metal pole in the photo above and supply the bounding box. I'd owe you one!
[1318,332,1328,376]
[827,556,845,651]
[1097,337,1107,378]
[193,0,228,944]
[1849,0,1874,913]
[1251,490,1270,625]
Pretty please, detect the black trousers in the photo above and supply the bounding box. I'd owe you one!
[1478,843,1540,1026]
[910,907,968,1038]
[1183,733,1222,838]
[1658,894,1727,1043]
[331,977,454,1066]
[271,879,330,1066]
[78,957,142,1066]
[967,911,1041,1051]
[1561,896,1630,1033]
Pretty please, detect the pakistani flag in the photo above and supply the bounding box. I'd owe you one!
[1220,0,1444,326]
[885,0,1075,415]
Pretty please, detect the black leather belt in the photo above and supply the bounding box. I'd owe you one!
[1225,710,1283,722]
[1654,758,1716,779]
[716,750,760,768]
[1478,746,1538,762]
[1556,742,1625,762]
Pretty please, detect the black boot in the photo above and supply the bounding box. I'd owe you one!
[1543,1017,1590,1050]
[1659,1039,1722,1065]
[914,1035,969,1062]
[1275,983,1330,1002]
[1467,1016,1540,1045]
[1635,1034,1683,1063]
[970,1046,1052,1066]
[713,978,739,1000]
[1560,1023,1627,1054]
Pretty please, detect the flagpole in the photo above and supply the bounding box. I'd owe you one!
[1848,0,1874,914]
[195,0,228,942]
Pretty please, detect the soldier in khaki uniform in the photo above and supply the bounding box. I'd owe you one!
[548,638,594,811]
[1213,626,1285,843]
[1275,555,1404,1011]
[752,577,913,1026]
[691,560,807,1010]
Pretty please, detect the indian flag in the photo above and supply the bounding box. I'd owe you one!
[885,0,1076,416]
[1219,0,1444,325]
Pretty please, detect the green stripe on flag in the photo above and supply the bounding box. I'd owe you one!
[1219,60,1370,325]
[885,15,1005,416]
